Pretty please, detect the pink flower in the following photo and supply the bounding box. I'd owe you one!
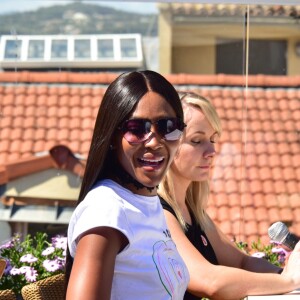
[272,247,289,255]
[42,246,55,256]
[52,236,67,250]
[251,252,265,258]
[10,267,21,275]
[25,267,38,282]
[19,266,31,274]
[43,259,61,272]
[0,240,14,250]
[20,254,38,263]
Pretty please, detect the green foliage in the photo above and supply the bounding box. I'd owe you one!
[0,3,158,36]
[0,232,66,294]
[236,239,288,267]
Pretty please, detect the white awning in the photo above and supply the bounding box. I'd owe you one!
[0,203,74,224]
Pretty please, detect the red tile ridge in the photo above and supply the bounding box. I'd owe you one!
[1,72,300,87]
[0,145,85,185]
[0,72,119,85]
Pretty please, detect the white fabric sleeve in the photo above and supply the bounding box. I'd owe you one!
[68,193,132,257]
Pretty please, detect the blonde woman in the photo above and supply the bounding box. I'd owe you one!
[159,92,300,300]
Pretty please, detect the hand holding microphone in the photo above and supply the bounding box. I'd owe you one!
[268,222,300,288]
[268,221,299,250]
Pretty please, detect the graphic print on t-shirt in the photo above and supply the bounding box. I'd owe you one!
[152,240,188,300]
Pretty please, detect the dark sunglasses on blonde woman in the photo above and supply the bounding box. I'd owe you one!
[119,117,186,144]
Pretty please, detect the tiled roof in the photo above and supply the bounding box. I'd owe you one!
[0,71,299,246]
[0,145,85,185]
[162,3,300,19]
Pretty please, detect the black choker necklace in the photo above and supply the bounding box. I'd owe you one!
[113,163,158,193]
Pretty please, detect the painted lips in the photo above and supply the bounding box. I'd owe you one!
[138,157,164,167]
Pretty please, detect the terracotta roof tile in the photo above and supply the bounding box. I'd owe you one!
[45,117,58,128]
[258,166,272,180]
[279,208,294,221]
[252,194,264,207]
[69,95,81,106]
[80,129,93,142]
[21,141,34,153]
[33,140,46,153]
[245,221,260,236]
[217,206,230,222]
[250,180,263,194]
[167,4,300,19]
[262,180,275,194]
[70,117,83,129]
[230,206,244,221]
[44,140,57,150]
[281,154,293,167]
[229,193,241,207]
[269,154,281,167]
[1,72,299,246]
[218,220,232,236]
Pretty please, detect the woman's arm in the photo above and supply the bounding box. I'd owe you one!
[164,210,300,300]
[66,227,128,300]
[205,216,282,273]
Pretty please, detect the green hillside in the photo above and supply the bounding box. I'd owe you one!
[0,2,158,36]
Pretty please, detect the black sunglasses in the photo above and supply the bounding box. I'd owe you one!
[119,117,186,144]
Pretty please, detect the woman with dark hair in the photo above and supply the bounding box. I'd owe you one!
[65,70,189,300]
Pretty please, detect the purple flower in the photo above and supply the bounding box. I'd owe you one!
[25,267,38,282]
[20,254,38,263]
[270,240,282,246]
[0,240,14,250]
[43,259,61,272]
[272,247,289,255]
[278,254,286,264]
[42,246,55,256]
[251,252,266,258]
[52,236,67,250]
[3,259,12,275]
[56,257,66,268]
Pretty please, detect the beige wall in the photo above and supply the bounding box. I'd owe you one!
[173,45,215,74]
[159,9,172,74]
[6,169,81,200]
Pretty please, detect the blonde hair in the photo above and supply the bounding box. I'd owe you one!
[159,92,222,231]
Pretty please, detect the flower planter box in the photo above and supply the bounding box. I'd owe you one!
[0,233,66,298]
[0,274,65,300]
[21,274,65,300]
[0,289,18,300]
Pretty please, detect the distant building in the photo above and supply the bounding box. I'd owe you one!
[158,4,300,75]
[0,34,145,72]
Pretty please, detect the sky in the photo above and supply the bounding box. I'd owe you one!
[1,0,299,15]
[0,0,158,15]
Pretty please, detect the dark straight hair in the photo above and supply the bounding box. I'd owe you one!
[64,70,183,290]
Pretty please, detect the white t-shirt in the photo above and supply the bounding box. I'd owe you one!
[68,179,189,300]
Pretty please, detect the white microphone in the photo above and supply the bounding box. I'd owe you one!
[268,221,299,250]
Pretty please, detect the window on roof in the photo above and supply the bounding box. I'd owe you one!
[120,38,137,58]
[4,39,22,59]
[217,39,287,75]
[28,40,45,59]
[97,39,114,59]
[51,39,68,59]
[74,39,91,59]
